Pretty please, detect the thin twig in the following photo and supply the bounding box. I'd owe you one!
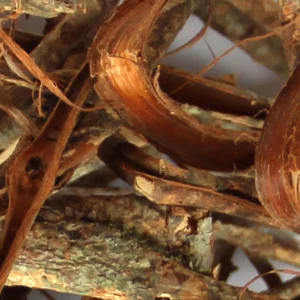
[0,28,105,112]
[39,289,57,300]
[165,0,211,56]
[239,269,300,298]
[170,17,299,95]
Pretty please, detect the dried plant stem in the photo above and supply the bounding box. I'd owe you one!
[0,29,104,112]
[165,0,211,57]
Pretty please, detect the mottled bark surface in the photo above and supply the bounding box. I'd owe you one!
[0,193,280,300]
[0,0,299,298]
[0,0,87,18]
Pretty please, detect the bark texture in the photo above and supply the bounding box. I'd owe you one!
[0,0,88,18]
[195,0,289,77]
[0,193,281,300]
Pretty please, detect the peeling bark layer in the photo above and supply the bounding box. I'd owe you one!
[89,0,260,171]
[255,63,300,231]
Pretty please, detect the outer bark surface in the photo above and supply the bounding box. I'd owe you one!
[89,0,260,171]
[0,0,87,18]
[0,194,280,300]
[255,63,300,231]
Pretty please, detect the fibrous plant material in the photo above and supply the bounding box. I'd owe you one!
[194,0,289,77]
[0,0,299,298]
[255,63,300,232]
[0,0,117,149]
[0,191,288,300]
[89,0,259,171]
[0,0,88,18]
[98,135,270,225]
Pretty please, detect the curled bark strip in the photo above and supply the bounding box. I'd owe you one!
[89,0,259,171]
[255,63,300,232]
[0,64,92,290]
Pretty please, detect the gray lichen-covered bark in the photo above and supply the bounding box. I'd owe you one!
[0,193,279,299]
[0,0,118,150]
[0,0,88,18]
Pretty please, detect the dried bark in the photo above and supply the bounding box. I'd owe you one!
[0,192,283,299]
[213,221,300,268]
[98,136,274,227]
[227,0,280,29]
[31,0,118,72]
[0,0,118,149]
[277,0,300,71]
[255,62,300,232]
[0,0,299,298]
[89,0,260,171]
[159,65,273,116]
[98,135,258,199]
[194,0,289,77]
[0,0,87,18]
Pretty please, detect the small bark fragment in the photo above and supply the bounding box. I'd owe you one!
[277,0,300,71]
[213,221,300,268]
[98,136,274,227]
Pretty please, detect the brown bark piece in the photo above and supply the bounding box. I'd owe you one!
[89,0,259,171]
[255,63,300,232]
